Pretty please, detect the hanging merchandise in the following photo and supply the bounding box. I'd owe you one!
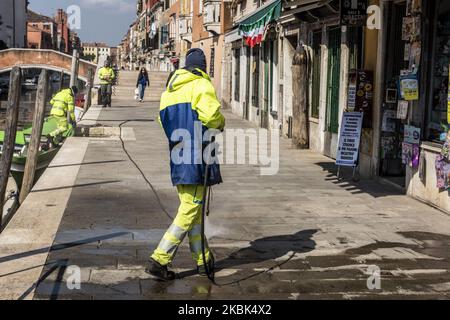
[399,73,419,100]
[402,16,420,41]
[347,70,373,127]
[435,129,450,190]
[402,17,414,41]
[397,100,409,120]
[411,0,422,14]
[448,64,450,124]
[404,125,421,144]
[402,125,421,169]
[382,110,397,132]
[409,42,421,72]
[404,43,411,61]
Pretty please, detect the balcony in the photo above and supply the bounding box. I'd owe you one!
[203,0,221,35]
[179,15,193,43]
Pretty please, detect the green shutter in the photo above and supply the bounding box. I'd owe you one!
[311,30,321,118]
[326,27,341,134]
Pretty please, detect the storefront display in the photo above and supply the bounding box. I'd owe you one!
[402,125,421,168]
[400,73,419,100]
[347,69,373,127]
[429,4,450,142]
[435,129,450,190]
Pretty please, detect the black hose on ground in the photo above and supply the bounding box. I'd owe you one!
[119,120,296,286]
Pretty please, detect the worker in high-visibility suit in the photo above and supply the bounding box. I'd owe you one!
[99,60,115,108]
[147,48,225,281]
[49,86,78,143]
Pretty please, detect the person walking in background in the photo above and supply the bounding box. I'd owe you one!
[99,60,115,108]
[136,67,149,103]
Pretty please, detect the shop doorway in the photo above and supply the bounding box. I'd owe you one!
[261,41,271,129]
[379,2,408,188]
[324,26,341,158]
[244,47,250,120]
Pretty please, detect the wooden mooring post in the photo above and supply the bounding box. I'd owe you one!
[85,68,94,111]
[58,69,64,91]
[292,43,309,149]
[70,49,79,88]
[19,69,49,204]
[0,67,22,229]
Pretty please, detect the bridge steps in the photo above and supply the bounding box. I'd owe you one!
[114,71,168,102]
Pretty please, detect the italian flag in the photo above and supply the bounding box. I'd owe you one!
[239,1,281,48]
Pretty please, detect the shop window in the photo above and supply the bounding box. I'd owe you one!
[428,0,450,142]
[233,48,240,102]
[269,40,277,113]
[210,47,215,78]
[326,27,341,134]
[252,46,260,107]
[348,26,363,70]
[380,2,408,180]
[311,30,321,119]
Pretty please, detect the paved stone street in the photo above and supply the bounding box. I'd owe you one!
[1,71,450,300]
[36,102,450,299]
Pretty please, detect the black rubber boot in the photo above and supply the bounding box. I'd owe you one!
[145,259,176,281]
[198,253,215,277]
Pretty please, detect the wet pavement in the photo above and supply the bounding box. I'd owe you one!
[25,92,450,300]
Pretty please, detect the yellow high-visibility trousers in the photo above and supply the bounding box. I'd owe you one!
[151,184,211,266]
[49,116,69,138]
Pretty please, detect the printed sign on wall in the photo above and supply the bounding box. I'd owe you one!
[400,74,419,101]
[340,0,368,26]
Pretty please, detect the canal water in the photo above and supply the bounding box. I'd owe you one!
[0,68,85,131]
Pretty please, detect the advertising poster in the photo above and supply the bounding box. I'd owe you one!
[340,0,368,25]
[347,70,373,127]
[400,74,419,100]
[397,100,409,120]
[336,112,364,167]
[382,110,397,132]
[404,125,421,144]
[402,143,420,168]
[448,63,450,124]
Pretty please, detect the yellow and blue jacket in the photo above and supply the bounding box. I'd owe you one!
[50,88,75,122]
[160,68,225,186]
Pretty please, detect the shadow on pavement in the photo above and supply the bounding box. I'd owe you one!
[315,161,402,198]
[0,232,129,265]
[178,229,318,279]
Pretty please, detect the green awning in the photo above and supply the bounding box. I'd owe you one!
[238,0,282,33]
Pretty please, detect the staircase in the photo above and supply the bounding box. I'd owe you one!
[113,70,169,102]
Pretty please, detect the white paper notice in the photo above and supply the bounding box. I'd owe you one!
[336,112,364,167]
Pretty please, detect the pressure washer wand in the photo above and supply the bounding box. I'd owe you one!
[200,137,216,284]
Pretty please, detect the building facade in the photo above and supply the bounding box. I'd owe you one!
[0,0,28,49]
[222,0,450,213]
[120,0,449,212]
[54,9,70,53]
[223,0,282,128]
[27,10,58,50]
[82,42,111,64]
